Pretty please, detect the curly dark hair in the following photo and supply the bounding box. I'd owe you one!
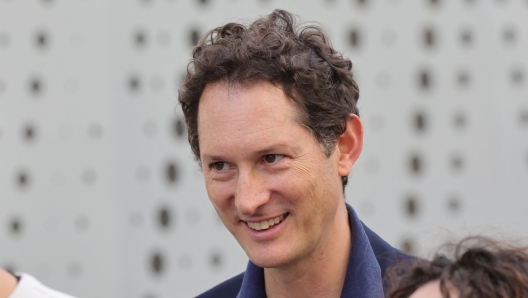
[178,9,360,189]
[388,237,528,298]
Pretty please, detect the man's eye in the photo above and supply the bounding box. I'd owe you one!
[212,162,230,171]
[263,154,285,164]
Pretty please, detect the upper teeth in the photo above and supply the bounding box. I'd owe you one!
[247,214,285,231]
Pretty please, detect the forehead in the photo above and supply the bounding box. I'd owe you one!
[408,280,444,298]
[198,80,298,123]
[199,80,298,113]
[197,81,305,156]
[409,280,459,298]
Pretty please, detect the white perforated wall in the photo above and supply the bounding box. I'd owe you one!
[0,0,527,297]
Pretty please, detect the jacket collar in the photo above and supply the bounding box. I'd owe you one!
[236,203,384,298]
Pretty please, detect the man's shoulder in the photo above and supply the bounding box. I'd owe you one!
[195,272,245,298]
[362,223,415,276]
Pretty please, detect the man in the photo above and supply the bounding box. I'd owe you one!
[179,9,412,298]
[0,9,412,298]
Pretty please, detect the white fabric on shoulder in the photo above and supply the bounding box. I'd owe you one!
[9,273,76,298]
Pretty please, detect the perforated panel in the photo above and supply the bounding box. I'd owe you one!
[0,0,527,297]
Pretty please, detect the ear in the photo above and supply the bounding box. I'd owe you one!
[336,114,363,177]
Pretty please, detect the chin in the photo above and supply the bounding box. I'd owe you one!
[245,246,295,268]
[249,256,288,269]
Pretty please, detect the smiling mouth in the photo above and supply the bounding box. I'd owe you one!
[246,213,288,231]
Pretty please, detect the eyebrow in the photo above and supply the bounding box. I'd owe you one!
[255,143,294,155]
[202,143,298,162]
[201,154,226,162]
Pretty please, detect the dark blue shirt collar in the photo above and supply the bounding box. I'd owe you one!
[236,203,384,298]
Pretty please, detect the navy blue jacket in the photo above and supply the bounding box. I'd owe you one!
[197,204,413,298]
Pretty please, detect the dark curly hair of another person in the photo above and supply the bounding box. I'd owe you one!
[178,9,360,189]
[388,237,528,298]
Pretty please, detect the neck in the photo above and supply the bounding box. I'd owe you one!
[264,203,351,298]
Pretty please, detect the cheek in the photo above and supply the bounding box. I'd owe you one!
[286,160,342,229]
[205,178,235,209]
[272,164,311,189]
[206,182,240,228]
[275,166,321,212]
[288,159,337,199]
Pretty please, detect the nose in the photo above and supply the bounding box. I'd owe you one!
[235,169,270,216]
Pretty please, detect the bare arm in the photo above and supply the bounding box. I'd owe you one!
[0,268,17,298]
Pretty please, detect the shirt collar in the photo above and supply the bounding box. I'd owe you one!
[236,203,384,298]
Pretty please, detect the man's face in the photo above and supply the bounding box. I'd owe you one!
[197,81,346,268]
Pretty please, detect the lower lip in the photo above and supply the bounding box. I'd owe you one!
[244,214,288,241]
